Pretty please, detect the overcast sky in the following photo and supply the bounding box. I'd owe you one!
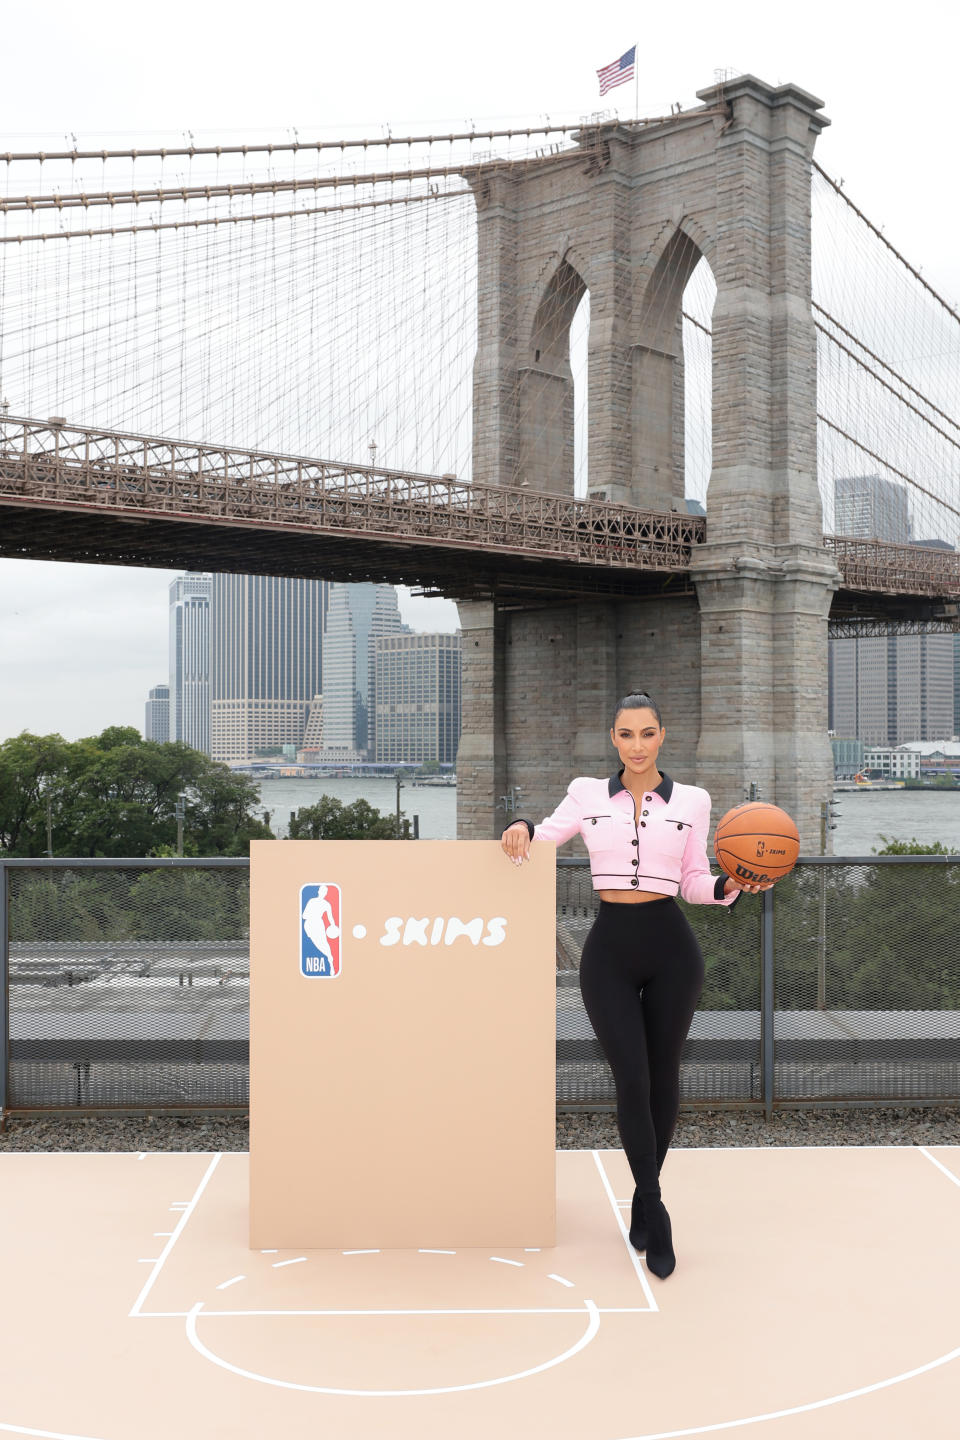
[1,0,958,742]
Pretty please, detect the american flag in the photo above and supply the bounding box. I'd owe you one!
[597,45,636,96]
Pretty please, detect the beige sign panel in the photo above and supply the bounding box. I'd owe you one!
[249,839,557,1250]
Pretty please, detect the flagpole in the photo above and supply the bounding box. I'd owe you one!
[634,40,639,121]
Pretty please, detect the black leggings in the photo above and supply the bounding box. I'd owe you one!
[578,897,704,1193]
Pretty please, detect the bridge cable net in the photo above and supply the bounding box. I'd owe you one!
[0,128,512,478]
[0,111,725,535]
[812,163,960,551]
[676,167,960,567]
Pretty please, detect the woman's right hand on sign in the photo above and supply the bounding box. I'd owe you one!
[501,821,531,866]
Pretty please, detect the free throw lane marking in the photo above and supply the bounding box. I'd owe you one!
[128,1154,221,1318]
[919,1145,960,1188]
[590,1150,658,1311]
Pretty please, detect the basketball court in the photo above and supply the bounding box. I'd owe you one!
[1,1143,959,1439]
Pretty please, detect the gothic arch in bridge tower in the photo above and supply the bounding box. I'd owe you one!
[459,76,842,853]
[630,223,709,514]
[518,254,588,495]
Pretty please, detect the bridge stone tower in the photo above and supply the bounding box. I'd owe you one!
[456,75,841,852]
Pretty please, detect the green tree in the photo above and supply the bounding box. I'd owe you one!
[873,835,955,855]
[288,795,405,839]
[0,729,273,857]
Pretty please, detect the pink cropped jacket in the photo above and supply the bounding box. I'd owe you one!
[509,769,740,907]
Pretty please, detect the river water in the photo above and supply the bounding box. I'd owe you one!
[254,775,458,839]
[255,776,960,855]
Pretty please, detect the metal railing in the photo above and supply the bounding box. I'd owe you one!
[3,417,960,600]
[2,855,958,1119]
[0,415,703,574]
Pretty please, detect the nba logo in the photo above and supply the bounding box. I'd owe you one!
[299,883,342,978]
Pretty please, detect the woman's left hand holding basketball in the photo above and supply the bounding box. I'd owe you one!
[723,875,774,897]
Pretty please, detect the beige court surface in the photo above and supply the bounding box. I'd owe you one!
[1,1146,959,1440]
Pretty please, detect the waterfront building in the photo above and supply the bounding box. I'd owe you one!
[169,574,212,754]
[861,746,921,779]
[322,583,405,760]
[374,632,462,765]
[830,736,864,779]
[144,684,170,743]
[898,740,960,777]
[210,574,328,764]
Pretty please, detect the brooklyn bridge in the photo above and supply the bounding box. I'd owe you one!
[1,73,958,847]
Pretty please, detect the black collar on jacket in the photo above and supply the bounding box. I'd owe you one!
[609,767,674,803]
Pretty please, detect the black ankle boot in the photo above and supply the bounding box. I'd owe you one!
[641,1192,676,1279]
[629,1187,648,1250]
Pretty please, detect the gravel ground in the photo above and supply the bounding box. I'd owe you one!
[1,1105,958,1152]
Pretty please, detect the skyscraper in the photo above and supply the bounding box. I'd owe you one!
[210,574,328,763]
[829,479,955,743]
[829,631,955,744]
[169,575,212,754]
[834,473,910,542]
[144,684,170,743]
[375,632,461,764]
[322,583,405,759]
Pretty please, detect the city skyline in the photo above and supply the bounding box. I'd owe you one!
[0,558,458,744]
[142,575,461,766]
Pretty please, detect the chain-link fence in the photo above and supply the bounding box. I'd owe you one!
[2,856,958,1116]
[1,860,249,1111]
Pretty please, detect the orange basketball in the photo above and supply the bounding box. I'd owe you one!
[713,802,800,885]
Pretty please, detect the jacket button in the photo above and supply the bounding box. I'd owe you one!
[644,795,651,802]
[631,839,638,847]
[640,821,646,827]
[642,809,649,816]
[591,818,597,825]
[630,879,639,887]
[677,823,683,830]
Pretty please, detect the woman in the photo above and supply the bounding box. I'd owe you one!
[501,689,771,1280]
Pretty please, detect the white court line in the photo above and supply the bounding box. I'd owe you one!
[590,1150,658,1312]
[0,1422,109,1439]
[610,1343,960,1439]
[418,1248,456,1255]
[185,1297,601,1395]
[271,1257,306,1268]
[342,1249,379,1255]
[132,1305,654,1317]
[547,1274,575,1288]
[490,1257,524,1267]
[215,1275,246,1290]
[128,1154,221,1319]
[918,1145,960,1188]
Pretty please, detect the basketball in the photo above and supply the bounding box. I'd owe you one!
[326,923,340,939]
[713,802,800,885]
